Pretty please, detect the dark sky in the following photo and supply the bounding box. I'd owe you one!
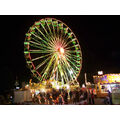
[1,15,120,93]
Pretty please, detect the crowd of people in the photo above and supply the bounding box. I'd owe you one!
[32,88,95,105]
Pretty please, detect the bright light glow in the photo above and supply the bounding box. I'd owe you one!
[51,82,54,86]
[16,87,20,90]
[82,84,85,88]
[26,84,29,87]
[35,90,40,95]
[107,74,120,82]
[66,84,70,89]
[107,85,112,92]
[60,47,64,54]
[10,96,12,99]
[41,88,45,92]
[70,70,73,75]
[56,85,59,89]
[98,71,103,75]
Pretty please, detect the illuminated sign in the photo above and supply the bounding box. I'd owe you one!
[107,74,120,82]
[93,74,120,84]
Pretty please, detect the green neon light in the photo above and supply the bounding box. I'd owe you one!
[35,22,40,25]
[27,61,32,64]
[73,41,76,44]
[24,51,29,54]
[24,42,29,45]
[30,26,35,30]
[47,19,52,22]
[27,37,31,40]
[31,70,36,73]
[75,47,78,50]
[30,31,35,34]
[26,33,31,37]
[58,23,63,27]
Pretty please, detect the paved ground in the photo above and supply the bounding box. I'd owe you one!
[24,98,106,105]
[94,97,105,105]
[14,97,107,105]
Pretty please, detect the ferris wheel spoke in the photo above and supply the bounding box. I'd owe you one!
[62,30,74,47]
[57,62,65,84]
[61,59,77,80]
[65,32,73,41]
[65,56,80,71]
[62,59,75,83]
[29,49,54,54]
[50,26,58,47]
[65,52,81,60]
[29,40,53,50]
[64,38,76,48]
[46,19,56,43]
[41,55,55,79]
[62,36,72,48]
[56,21,60,39]
[35,55,52,71]
[32,38,53,50]
[53,20,60,39]
[58,63,65,83]
[49,54,59,80]
[60,61,70,83]
[65,44,79,50]
[31,53,53,62]
[35,26,49,41]
[57,26,68,47]
[61,27,68,40]
[34,27,54,48]
[58,23,64,43]
[39,55,56,77]
[31,32,51,47]
[65,49,81,54]
[65,54,80,65]
[30,41,52,52]
[61,35,68,47]
[46,19,58,46]
[51,20,57,38]
[40,23,57,47]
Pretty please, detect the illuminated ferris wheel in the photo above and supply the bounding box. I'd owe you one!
[24,18,82,85]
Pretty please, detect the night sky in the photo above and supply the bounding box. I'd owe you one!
[1,15,120,94]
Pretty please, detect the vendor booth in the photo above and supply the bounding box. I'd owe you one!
[93,74,120,98]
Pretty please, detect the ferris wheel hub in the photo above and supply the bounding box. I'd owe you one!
[58,47,64,54]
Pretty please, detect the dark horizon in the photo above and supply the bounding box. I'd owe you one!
[1,15,120,94]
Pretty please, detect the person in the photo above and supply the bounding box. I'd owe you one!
[75,90,79,104]
[108,90,112,105]
[79,92,84,104]
[40,96,45,105]
[72,91,76,104]
[104,96,110,104]
[64,91,68,104]
[91,90,95,104]
[88,90,92,104]
[58,94,64,105]
[83,90,88,100]
[46,92,50,105]
[49,94,53,105]
[69,90,73,100]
